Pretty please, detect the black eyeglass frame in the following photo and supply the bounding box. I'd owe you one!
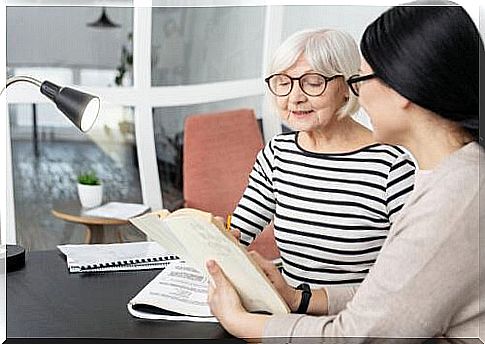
[264,73,343,97]
[346,73,376,96]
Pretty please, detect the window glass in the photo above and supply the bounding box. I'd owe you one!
[7,6,134,87]
[153,96,264,211]
[9,104,143,250]
[151,6,265,86]
[281,5,389,42]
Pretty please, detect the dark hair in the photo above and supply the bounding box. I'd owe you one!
[360,1,483,141]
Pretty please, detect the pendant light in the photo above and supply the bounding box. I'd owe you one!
[87,7,120,29]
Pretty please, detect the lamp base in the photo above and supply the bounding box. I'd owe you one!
[7,244,25,272]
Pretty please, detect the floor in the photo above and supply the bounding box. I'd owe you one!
[11,140,146,251]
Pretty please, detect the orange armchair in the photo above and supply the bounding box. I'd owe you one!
[183,108,279,260]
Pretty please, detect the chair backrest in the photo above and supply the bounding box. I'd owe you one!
[183,108,264,217]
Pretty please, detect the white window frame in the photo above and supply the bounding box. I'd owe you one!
[3,3,284,244]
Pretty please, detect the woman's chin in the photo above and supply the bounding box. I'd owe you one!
[285,122,314,132]
[285,118,318,132]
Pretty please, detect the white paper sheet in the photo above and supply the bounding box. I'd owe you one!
[127,261,218,322]
[83,202,149,220]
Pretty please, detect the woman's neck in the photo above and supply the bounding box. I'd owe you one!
[299,117,374,153]
[400,112,472,170]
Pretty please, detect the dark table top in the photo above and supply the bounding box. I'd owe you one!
[7,250,239,341]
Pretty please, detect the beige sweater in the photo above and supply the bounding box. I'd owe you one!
[264,142,483,340]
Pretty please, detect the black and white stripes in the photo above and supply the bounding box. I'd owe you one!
[232,132,416,288]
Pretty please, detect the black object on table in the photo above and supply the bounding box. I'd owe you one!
[7,250,242,343]
[6,244,25,272]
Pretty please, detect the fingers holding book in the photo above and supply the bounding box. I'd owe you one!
[206,260,246,325]
[207,258,274,338]
[214,215,241,242]
[248,251,300,312]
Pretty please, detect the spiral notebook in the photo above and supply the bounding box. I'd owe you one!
[57,241,180,273]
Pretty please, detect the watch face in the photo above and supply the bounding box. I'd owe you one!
[297,283,311,292]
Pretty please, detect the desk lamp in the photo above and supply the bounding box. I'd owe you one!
[2,75,101,271]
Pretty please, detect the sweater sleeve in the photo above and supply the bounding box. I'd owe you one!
[231,139,276,247]
[324,285,358,315]
[386,148,416,224]
[264,173,480,338]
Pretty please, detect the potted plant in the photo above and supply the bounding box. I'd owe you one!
[77,171,103,208]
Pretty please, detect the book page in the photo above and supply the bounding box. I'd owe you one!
[127,261,217,322]
[129,214,191,260]
[132,214,289,314]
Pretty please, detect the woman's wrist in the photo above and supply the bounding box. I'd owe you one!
[287,287,302,312]
[231,311,271,339]
[219,307,249,335]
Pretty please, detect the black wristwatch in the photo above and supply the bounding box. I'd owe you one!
[295,283,312,314]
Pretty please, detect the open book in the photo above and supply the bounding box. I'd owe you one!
[128,261,217,322]
[129,208,290,315]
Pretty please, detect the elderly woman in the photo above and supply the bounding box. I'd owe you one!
[229,28,415,310]
[207,2,483,339]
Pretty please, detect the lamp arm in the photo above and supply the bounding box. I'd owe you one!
[5,75,42,88]
[1,75,43,95]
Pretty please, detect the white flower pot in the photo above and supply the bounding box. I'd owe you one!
[77,183,103,208]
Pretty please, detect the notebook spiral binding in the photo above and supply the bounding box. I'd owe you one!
[71,255,180,273]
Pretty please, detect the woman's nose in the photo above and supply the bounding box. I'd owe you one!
[288,82,307,103]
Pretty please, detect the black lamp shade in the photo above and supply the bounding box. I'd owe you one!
[40,81,100,132]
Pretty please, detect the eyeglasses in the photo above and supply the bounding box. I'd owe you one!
[265,73,343,97]
[346,73,376,96]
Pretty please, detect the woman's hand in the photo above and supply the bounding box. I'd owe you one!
[230,228,241,241]
[214,216,241,241]
[206,260,246,327]
[206,259,269,338]
[248,251,301,312]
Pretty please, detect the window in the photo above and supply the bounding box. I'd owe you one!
[6,6,139,249]
[7,6,134,87]
[9,104,141,249]
[151,6,265,86]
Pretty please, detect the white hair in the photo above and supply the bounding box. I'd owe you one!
[268,28,361,118]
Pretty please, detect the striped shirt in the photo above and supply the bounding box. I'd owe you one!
[231,132,416,288]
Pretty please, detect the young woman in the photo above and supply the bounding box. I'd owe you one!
[231,28,415,295]
[207,2,483,339]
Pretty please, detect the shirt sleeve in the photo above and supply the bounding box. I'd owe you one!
[231,139,276,247]
[386,148,416,224]
[324,285,358,315]
[263,181,480,338]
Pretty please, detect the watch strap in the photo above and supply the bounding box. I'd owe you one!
[295,283,312,314]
